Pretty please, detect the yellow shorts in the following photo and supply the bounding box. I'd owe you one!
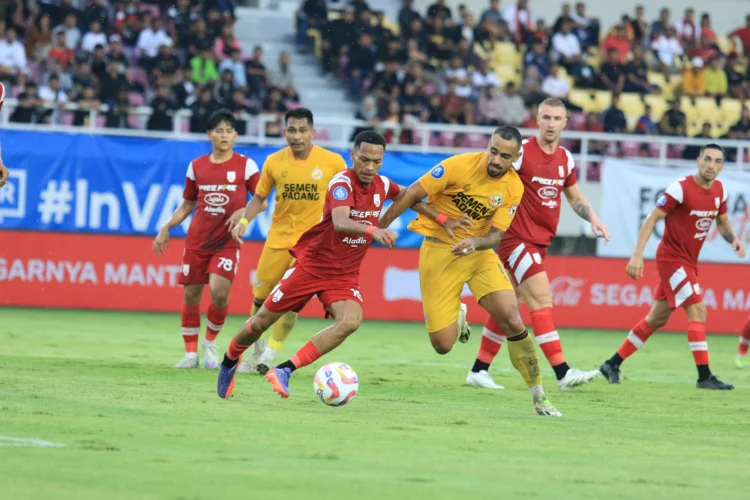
[252,246,296,299]
[419,239,513,332]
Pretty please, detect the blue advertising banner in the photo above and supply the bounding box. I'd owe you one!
[0,130,453,248]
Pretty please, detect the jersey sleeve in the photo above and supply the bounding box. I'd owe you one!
[418,157,459,196]
[244,158,260,195]
[491,177,525,231]
[512,141,527,171]
[327,175,354,210]
[719,182,728,216]
[183,162,198,201]
[382,176,401,200]
[563,148,577,187]
[656,180,683,214]
[255,157,275,197]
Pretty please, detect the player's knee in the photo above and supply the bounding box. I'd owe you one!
[645,312,669,329]
[431,337,453,355]
[249,314,271,334]
[211,292,229,308]
[336,314,361,337]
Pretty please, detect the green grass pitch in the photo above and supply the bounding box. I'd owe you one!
[0,308,747,500]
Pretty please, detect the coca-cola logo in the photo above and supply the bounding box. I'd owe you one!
[695,217,713,231]
[538,186,559,199]
[205,193,230,207]
[549,276,584,306]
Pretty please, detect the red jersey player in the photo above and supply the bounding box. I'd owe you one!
[153,109,260,370]
[599,144,746,389]
[737,317,750,368]
[466,98,611,391]
[216,131,404,400]
[0,82,9,188]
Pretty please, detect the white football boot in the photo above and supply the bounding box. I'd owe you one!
[255,346,278,375]
[556,367,600,391]
[466,370,505,389]
[533,395,563,417]
[202,340,219,369]
[173,352,199,369]
[458,303,471,344]
[237,339,265,374]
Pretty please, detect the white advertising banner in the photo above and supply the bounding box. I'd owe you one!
[597,159,750,264]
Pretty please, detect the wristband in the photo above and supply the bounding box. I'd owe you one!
[364,226,377,236]
[238,218,249,226]
[435,213,448,227]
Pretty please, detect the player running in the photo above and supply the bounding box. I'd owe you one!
[380,126,562,417]
[737,317,750,368]
[0,82,9,188]
[218,131,428,399]
[464,98,608,391]
[230,108,347,375]
[599,144,746,389]
[153,109,260,369]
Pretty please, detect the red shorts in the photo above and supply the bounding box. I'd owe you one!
[497,237,548,285]
[178,248,240,285]
[654,261,703,309]
[263,265,363,318]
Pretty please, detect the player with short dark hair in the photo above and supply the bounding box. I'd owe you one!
[230,107,347,375]
[0,82,9,188]
[218,131,421,399]
[379,126,563,416]
[154,108,260,369]
[600,144,746,389]
[465,97,609,391]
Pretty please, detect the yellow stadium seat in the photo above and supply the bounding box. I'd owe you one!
[687,120,701,137]
[568,89,595,113]
[491,42,519,67]
[694,97,721,122]
[721,98,742,123]
[619,92,645,119]
[647,71,666,90]
[593,90,612,112]
[494,65,521,86]
[680,96,698,121]
[644,94,667,120]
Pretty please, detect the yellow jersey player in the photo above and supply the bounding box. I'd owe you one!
[231,108,347,374]
[380,126,562,416]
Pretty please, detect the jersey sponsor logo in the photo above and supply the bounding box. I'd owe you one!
[312,168,323,181]
[656,195,667,207]
[531,176,565,186]
[350,209,380,218]
[333,186,349,200]
[374,194,381,207]
[489,194,503,207]
[204,193,230,207]
[690,210,718,217]
[227,171,236,183]
[283,183,320,201]
[541,200,558,208]
[538,186,559,199]
[199,184,238,192]
[342,236,367,246]
[431,165,445,179]
[451,192,491,220]
[695,217,713,231]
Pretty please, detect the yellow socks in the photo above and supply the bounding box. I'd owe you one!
[507,331,543,388]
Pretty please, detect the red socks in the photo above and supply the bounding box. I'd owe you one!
[290,341,322,369]
[205,304,228,342]
[739,318,750,357]
[687,321,709,366]
[530,308,565,367]
[477,317,506,363]
[181,304,200,353]
[616,317,656,361]
[227,337,250,361]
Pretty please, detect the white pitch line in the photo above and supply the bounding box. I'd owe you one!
[0,436,66,448]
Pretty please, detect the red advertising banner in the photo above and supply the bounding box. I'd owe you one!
[1,231,749,334]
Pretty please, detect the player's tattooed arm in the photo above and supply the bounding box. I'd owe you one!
[563,184,611,242]
[716,214,738,244]
[469,227,505,251]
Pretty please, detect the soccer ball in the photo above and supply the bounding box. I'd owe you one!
[313,362,358,406]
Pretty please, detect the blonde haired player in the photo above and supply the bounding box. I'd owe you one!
[380,126,562,416]
[231,108,346,374]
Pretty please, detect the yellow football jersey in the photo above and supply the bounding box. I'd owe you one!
[408,152,524,244]
[256,145,347,249]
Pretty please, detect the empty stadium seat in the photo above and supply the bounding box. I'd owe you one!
[491,42,519,67]
[619,92,645,119]
[568,89,594,113]
[494,65,520,85]
[721,98,742,123]
[644,94,667,120]
[593,91,612,113]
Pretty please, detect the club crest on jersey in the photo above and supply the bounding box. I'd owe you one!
[182,264,190,276]
[558,165,565,177]
[312,168,323,181]
[463,184,471,191]
[656,195,667,207]
[374,194,381,207]
[489,194,503,207]
[227,171,236,182]
[333,186,348,200]
[431,165,445,178]
[715,197,720,208]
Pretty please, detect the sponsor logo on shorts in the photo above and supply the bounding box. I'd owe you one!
[312,168,323,180]
[431,165,445,179]
[489,194,503,207]
[656,195,667,207]
[205,193,230,207]
[182,264,190,276]
[538,186,558,199]
[333,186,348,200]
[695,217,713,231]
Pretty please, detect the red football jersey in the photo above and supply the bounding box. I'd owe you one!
[0,82,5,112]
[656,175,728,268]
[505,137,577,246]
[291,169,400,279]
[183,152,260,251]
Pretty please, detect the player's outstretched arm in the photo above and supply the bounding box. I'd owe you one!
[153,198,197,255]
[626,207,668,280]
[231,193,267,243]
[563,184,611,243]
[332,206,397,248]
[379,182,428,228]
[716,214,747,258]
[451,227,505,256]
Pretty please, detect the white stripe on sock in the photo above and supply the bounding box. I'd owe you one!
[181,327,199,336]
[627,331,644,349]
[482,328,506,344]
[535,331,560,345]
[740,337,750,347]
[689,341,708,352]
[206,319,223,331]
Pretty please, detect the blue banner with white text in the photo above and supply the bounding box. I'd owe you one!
[0,130,450,248]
